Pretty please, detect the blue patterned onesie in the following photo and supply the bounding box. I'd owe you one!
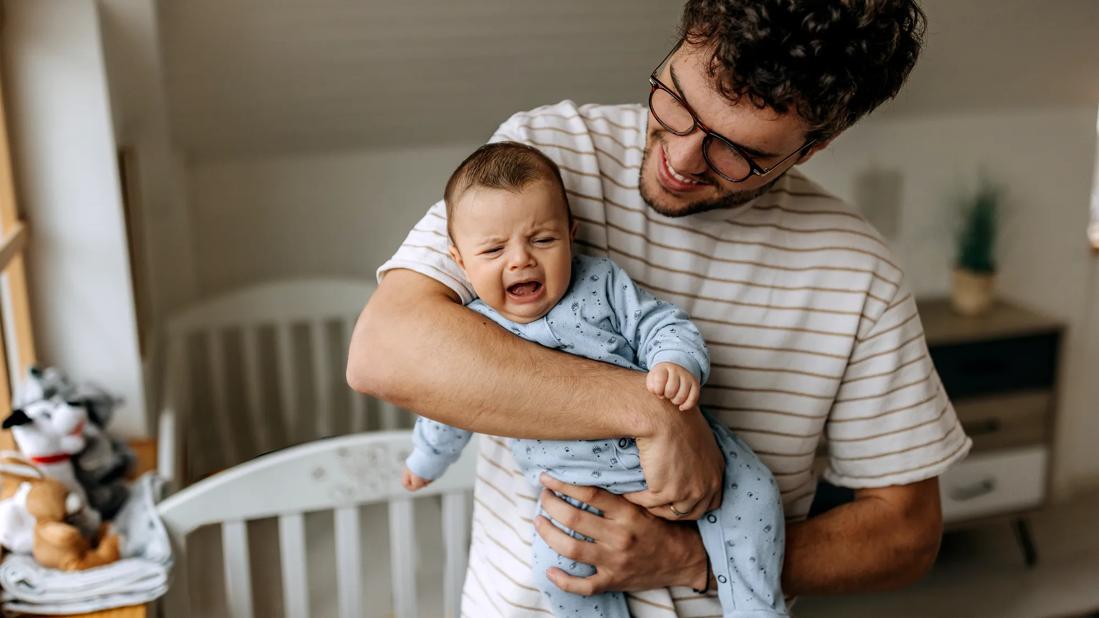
[406,255,787,617]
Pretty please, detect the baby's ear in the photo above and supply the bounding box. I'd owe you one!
[448,244,465,271]
[569,219,579,240]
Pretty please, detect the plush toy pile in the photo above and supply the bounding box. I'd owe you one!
[0,367,171,614]
[0,366,135,571]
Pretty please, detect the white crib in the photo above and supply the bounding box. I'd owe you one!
[157,430,476,618]
[156,278,413,490]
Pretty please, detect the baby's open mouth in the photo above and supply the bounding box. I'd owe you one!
[507,281,543,297]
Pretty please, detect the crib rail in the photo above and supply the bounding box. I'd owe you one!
[158,431,476,618]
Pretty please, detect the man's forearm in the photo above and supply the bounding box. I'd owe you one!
[671,479,943,596]
[347,269,667,440]
[781,479,943,595]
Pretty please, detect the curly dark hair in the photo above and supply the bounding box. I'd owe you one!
[679,0,926,140]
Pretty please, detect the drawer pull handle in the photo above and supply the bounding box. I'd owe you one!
[961,418,1002,436]
[950,478,997,501]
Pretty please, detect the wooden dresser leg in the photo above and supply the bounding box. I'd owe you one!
[1013,517,1038,568]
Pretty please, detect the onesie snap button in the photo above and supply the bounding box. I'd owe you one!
[717,575,727,584]
[617,438,629,448]
[707,514,717,524]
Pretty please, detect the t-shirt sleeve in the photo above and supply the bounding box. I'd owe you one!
[375,199,475,303]
[823,277,972,488]
[375,113,534,302]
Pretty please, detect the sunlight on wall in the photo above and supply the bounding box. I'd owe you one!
[1089,107,1099,250]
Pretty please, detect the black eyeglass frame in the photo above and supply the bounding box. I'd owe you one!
[647,40,816,183]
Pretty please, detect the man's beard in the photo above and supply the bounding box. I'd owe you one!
[638,133,784,218]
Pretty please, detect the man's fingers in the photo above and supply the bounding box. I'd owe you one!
[707,491,723,513]
[540,489,613,540]
[545,566,603,597]
[534,516,598,565]
[540,474,622,513]
[622,488,675,509]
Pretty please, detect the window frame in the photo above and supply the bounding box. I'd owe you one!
[0,64,39,450]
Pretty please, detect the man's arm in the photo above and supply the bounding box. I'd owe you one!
[535,476,943,596]
[348,269,656,438]
[346,269,725,507]
[782,478,943,594]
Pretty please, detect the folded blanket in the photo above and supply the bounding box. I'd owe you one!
[0,472,172,614]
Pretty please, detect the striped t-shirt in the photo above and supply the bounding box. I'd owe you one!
[377,100,971,618]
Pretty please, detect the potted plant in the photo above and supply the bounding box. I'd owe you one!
[951,178,1000,316]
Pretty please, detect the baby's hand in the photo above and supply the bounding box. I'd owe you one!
[401,467,432,492]
[646,362,700,412]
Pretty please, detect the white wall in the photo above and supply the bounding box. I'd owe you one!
[97,0,198,337]
[187,143,477,296]
[801,104,1099,498]
[2,0,148,437]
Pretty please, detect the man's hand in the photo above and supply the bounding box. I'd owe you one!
[535,474,709,595]
[628,404,724,520]
[646,363,701,411]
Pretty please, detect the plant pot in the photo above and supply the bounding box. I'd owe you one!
[951,268,996,316]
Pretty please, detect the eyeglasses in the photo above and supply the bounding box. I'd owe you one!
[648,41,815,183]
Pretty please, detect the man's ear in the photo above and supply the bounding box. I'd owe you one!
[796,136,836,166]
[448,244,465,271]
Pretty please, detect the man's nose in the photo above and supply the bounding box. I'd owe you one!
[664,130,708,176]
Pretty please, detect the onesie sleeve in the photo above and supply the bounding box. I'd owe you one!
[605,259,710,384]
[406,417,474,481]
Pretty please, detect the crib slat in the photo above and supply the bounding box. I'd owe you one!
[161,336,189,488]
[162,530,192,617]
[345,317,368,433]
[222,520,254,618]
[334,506,363,618]
[442,492,470,618]
[240,326,270,455]
[389,498,418,618]
[310,320,332,438]
[207,330,238,468]
[350,391,368,434]
[275,322,300,442]
[379,400,401,431]
[278,513,310,618]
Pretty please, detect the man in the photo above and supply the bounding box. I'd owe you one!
[348,1,970,615]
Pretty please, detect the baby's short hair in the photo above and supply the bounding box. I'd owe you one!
[443,141,572,240]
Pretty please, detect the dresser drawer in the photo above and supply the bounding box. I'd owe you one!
[953,390,1051,451]
[940,446,1047,523]
[929,333,1060,399]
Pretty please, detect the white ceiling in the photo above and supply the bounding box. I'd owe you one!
[157,0,1099,156]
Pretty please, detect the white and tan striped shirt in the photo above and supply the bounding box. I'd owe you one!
[377,100,971,618]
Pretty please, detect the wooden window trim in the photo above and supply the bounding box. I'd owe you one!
[0,60,38,450]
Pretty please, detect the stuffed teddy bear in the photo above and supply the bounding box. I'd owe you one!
[0,454,120,570]
[24,476,121,571]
